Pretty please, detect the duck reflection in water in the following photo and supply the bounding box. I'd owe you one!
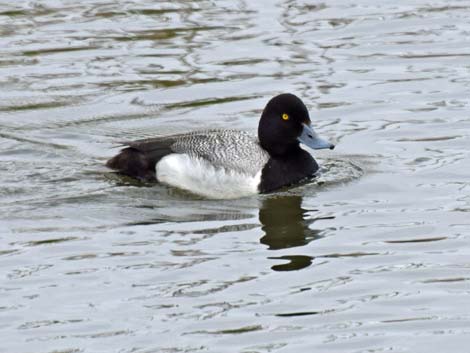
[259,195,334,271]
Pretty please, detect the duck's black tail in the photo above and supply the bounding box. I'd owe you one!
[106,136,176,182]
[106,147,157,181]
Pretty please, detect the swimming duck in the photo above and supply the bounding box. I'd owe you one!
[106,93,334,199]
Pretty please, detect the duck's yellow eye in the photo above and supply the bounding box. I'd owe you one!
[282,113,289,121]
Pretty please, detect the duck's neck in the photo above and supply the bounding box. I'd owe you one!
[260,140,300,158]
[258,148,319,193]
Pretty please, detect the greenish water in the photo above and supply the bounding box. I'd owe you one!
[1,1,470,352]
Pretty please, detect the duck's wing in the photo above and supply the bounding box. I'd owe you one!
[169,130,269,176]
[107,130,269,181]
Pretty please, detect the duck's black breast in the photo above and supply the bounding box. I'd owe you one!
[258,148,319,193]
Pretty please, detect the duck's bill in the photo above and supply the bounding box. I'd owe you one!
[298,123,335,150]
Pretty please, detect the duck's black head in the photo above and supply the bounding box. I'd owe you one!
[258,93,334,157]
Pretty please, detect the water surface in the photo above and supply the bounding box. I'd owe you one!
[1,1,470,352]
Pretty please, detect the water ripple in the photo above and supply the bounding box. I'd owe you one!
[2,1,470,352]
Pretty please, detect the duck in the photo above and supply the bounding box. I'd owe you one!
[106,93,334,199]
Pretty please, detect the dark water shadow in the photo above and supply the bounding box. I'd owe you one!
[105,173,337,272]
[259,195,334,271]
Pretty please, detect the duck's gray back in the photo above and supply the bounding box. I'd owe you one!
[125,130,269,176]
[171,130,269,176]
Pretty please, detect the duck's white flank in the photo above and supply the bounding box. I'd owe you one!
[156,153,261,199]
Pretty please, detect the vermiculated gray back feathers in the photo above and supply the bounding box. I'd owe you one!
[126,129,269,176]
